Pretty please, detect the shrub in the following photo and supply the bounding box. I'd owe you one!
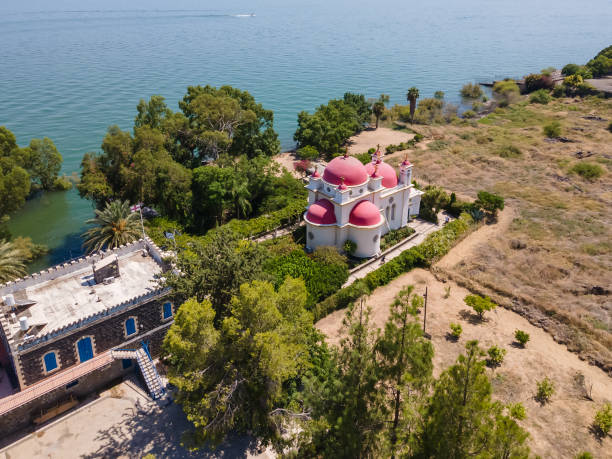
[593,402,612,436]
[354,151,372,165]
[562,63,581,76]
[53,176,73,191]
[460,83,483,99]
[380,226,415,251]
[493,79,520,97]
[536,377,555,403]
[514,330,530,347]
[462,110,476,119]
[529,89,551,105]
[524,73,553,93]
[444,285,451,298]
[414,133,424,142]
[496,144,522,158]
[575,453,593,459]
[543,121,562,138]
[464,294,496,320]
[296,145,319,160]
[509,402,526,421]
[552,85,566,98]
[343,239,357,256]
[570,162,604,181]
[294,159,311,175]
[487,345,507,367]
[475,191,504,218]
[564,74,583,87]
[449,323,462,339]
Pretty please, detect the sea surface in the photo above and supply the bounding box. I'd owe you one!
[1,0,611,271]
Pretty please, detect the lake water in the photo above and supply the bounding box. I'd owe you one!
[1,0,611,270]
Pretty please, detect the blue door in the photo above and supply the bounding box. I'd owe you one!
[77,337,94,362]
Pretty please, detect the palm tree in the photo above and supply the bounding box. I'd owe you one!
[82,200,141,253]
[0,240,27,283]
[230,178,252,219]
[372,101,385,129]
[406,87,420,124]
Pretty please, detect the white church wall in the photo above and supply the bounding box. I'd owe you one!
[349,226,382,258]
[307,224,336,250]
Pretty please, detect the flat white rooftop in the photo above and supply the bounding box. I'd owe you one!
[3,250,162,343]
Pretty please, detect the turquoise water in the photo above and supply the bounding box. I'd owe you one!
[1,1,611,269]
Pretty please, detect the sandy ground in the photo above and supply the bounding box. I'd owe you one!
[316,211,612,458]
[0,381,273,459]
[346,127,414,155]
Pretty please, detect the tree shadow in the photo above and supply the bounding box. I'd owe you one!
[80,397,261,458]
[444,332,460,342]
[458,309,484,325]
[588,424,606,444]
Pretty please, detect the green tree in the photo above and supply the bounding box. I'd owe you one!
[475,191,505,218]
[301,300,386,458]
[434,91,445,100]
[81,200,141,253]
[420,186,450,222]
[593,402,611,436]
[163,277,313,449]
[134,95,172,130]
[376,286,433,458]
[406,87,420,124]
[373,101,386,129]
[343,92,372,127]
[164,228,268,318]
[419,341,529,458]
[0,126,32,217]
[23,137,62,190]
[464,294,497,321]
[0,240,27,283]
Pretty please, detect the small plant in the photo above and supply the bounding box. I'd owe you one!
[468,207,485,222]
[343,239,357,256]
[487,345,507,368]
[570,162,604,181]
[460,83,483,99]
[593,402,612,437]
[449,323,462,340]
[514,330,530,347]
[464,294,497,321]
[543,121,562,138]
[575,452,593,459]
[462,109,476,119]
[444,285,451,299]
[496,144,522,158]
[529,89,551,105]
[536,377,555,403]
[293,159,311,176]
[508,402,526,421]
[296,145,319,160]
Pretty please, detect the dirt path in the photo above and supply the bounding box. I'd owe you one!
[315,211,611,458]
[346,127,414,155]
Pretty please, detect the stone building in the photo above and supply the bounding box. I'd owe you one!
[305,149,423,257]
[0,238,173,437]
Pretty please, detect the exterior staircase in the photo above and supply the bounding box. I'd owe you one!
[111,347,165,400]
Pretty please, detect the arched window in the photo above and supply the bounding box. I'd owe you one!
[162,302,174,320]
[308,232,314,240]
[373,234,379,243]
[391,204,396,220]
[43,351,59,373]
[125,317,137,337]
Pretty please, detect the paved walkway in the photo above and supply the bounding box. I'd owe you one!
[343,214,451,287]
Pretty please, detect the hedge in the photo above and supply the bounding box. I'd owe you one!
[313,213,473,320]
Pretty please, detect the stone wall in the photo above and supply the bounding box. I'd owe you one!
[18,298,172,387]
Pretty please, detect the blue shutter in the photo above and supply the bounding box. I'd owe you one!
[163,302,173,319]
[125,317,136,336]
[44,352,58,372]
[77,337,94,362]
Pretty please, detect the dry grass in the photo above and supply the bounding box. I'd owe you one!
[400,97,612,369]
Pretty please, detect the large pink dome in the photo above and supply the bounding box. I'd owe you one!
[349,200,382,226]
[322,155,369,186]
[365,162,398,188]
[305,199,337,225]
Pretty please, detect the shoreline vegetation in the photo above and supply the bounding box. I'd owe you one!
[1,45,611,457]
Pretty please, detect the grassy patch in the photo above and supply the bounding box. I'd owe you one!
[569,162,604,180]
[496,144,522,158]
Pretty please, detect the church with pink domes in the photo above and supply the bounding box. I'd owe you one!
[304,148,423,258]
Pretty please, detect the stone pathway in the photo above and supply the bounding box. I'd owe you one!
[343,213,451,287]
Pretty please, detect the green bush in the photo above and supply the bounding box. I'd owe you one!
[529,89,551,105]
[460,83,483,99]
[575,452,593,459]
[496,144,522,158]
[543,121,562,138]
[514,329,530,347]
[414,133,425,142]
[462,110,476,119]
[380,226,415,251]
[493,79,520,96]
[343,239,357,256]
[52,176,74,191]
[449,323,462,339]
[487,345,507,367]
[524,73,553,93]
[593,402,612,436]
[562,63,580,76]
[570,162,604,181]
[354,151,372,165]
[296,145,319,160]
[464,294,497,320]
[509,402,526,421]
[536,377,555,403]
[552,85,566,98]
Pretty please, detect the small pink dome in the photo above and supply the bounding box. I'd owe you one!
[365,162,398,188]
[306,199,336,225]
[349,200,382,226]
[323,155,368,186]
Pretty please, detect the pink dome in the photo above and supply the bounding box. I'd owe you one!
[322,155,368,186]
[306,199,337,225]
[365,161,398,188]
[349,200,382,226]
